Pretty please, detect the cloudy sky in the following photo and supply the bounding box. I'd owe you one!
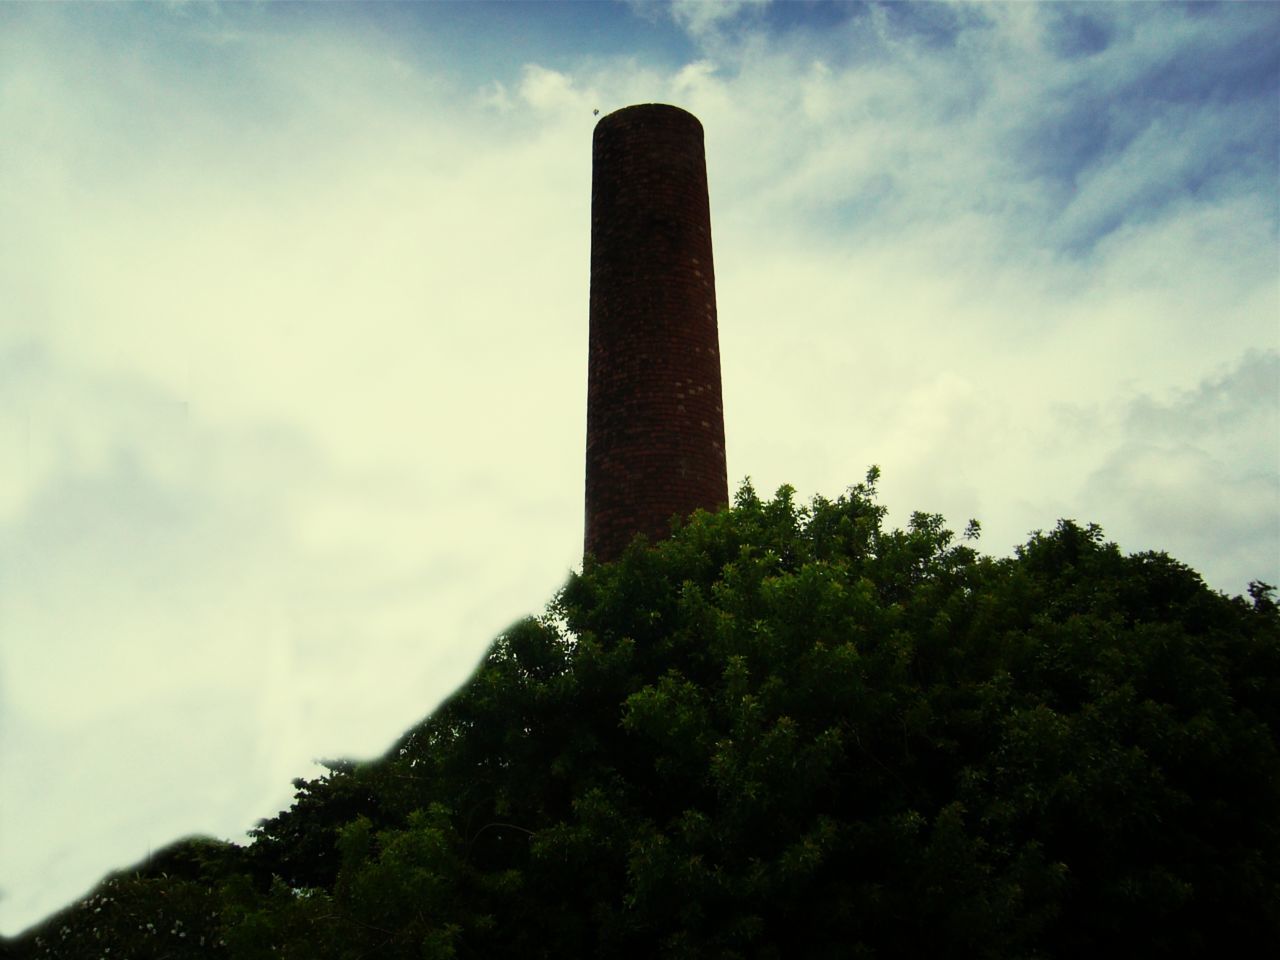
[2,0,1277,935]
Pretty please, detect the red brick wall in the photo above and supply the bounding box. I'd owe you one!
[585,104,728,562]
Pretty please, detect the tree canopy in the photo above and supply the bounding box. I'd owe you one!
[9,473,1279,957]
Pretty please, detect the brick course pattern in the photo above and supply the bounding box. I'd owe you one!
[585,103,728,562]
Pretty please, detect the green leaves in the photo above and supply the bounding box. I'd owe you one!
[12,476,1278,958]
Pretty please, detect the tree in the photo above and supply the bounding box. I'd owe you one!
[9,473,1279,957]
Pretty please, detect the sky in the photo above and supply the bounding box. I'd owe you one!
[1,0,1277,936]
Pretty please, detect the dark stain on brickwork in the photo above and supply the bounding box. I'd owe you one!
[585,103,728,562]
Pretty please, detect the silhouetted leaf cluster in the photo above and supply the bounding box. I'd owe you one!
[9,474,1278,957]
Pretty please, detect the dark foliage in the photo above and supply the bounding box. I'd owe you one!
[8,474,1278,958]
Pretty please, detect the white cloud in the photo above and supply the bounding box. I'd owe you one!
[519,63,592,114]
[479,78,514,113]
[668,0,771,41]
[1077,351,1280,588]
[0,338,572,925]
[673,58,719,95]
[0,17,588,932]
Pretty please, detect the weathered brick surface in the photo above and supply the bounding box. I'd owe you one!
[585,104,728,562]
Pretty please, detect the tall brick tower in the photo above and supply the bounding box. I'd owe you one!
[585,104,728,562]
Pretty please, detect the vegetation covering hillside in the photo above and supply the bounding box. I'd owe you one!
[8,473,1279,958]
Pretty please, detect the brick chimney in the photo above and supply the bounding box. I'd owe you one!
[584,104,728,562]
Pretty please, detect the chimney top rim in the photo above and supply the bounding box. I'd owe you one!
[595,103,702,132]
